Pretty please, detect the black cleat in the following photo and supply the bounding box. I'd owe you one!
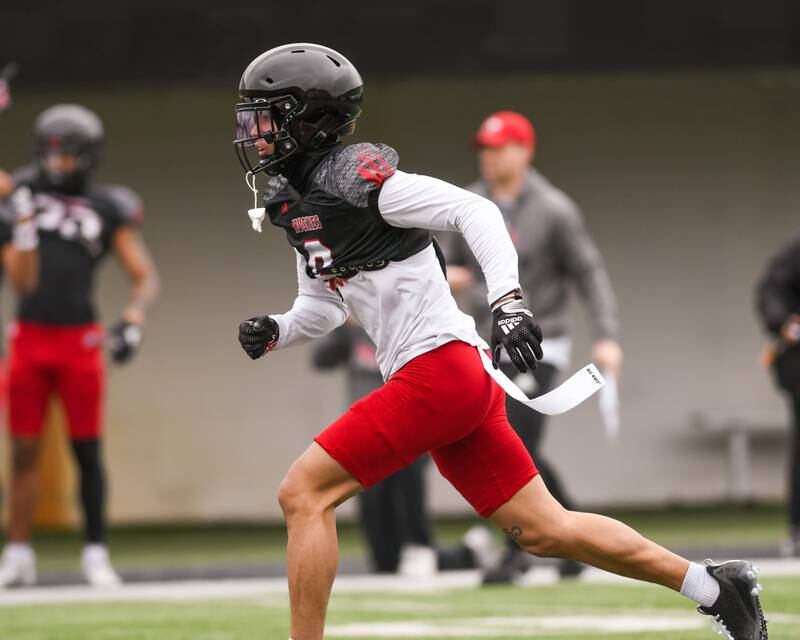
[697,559,768,640]
[481,549,529,585]
[558,558,585,579]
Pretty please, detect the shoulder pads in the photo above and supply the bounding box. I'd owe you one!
[314,142,398,207]
[10,165,38,188]
[95,184,144,225]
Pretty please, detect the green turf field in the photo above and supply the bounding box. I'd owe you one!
[1,577,798,639]
[12,504,789,574]
[1,504,794,638]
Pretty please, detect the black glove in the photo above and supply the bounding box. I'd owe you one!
[491,298,543,373]
[238,315,279,360]
[108,320,143,364]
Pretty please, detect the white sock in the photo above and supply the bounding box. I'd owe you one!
[680,562,720,607]
[83,544,109,555]
[5,543,34,558]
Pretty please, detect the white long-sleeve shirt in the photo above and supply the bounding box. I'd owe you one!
[271,169,521,380]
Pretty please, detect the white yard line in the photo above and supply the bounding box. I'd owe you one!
[1,559,799,607]
[327,612,800,637]
[325,615,708,637]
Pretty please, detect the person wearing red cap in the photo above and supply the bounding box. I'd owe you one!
[756,231,800,557]
[443,110,623,583]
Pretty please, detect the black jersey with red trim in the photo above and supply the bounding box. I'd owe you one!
[8,166,142,325]
[264,142,430,281]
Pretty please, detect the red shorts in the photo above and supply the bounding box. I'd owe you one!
[315,341,538,517]
[7,322,105,440]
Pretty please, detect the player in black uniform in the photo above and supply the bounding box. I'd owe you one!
[0,104,160,588]
[234,44,767,640]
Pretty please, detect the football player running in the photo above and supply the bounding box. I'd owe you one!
[234,44,767,640]
[0,105,160,588]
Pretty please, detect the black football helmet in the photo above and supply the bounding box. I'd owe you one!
[234,43,363,176]
[33,104,103,193]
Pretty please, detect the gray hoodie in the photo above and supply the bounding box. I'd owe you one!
[440,168,619,347]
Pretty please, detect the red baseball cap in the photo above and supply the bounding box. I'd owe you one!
[474,111,536,149]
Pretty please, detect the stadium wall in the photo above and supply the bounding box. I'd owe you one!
[0,69,796,522]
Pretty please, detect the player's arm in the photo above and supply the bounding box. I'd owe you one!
[112,226,160,323]
[100,185,158,363]
[0,169,14,199]
[378,171,519,304]
[552,202,623,374]
[377,170,542,371]
[1,184,39,294]
[110,226,160,362]
[239,250,348,361]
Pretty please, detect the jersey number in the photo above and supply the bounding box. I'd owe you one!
[304,239,333,275]
[35,193,104,253]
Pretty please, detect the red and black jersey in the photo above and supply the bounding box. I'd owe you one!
[265,142,431,281]
[5,165,142,325]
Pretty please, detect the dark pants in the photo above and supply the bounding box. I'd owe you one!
[357,457,433,573]
[500,362,574,550]
[357,456,475,573]
[790,393,800,530]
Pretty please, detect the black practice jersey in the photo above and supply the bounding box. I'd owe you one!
[4,166,142,325]
[264,143,431,283]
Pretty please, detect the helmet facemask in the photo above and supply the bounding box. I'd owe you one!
[234,95,302,177]
[235,44,364,183]
[35,137,99,194]
[234,94,359,177]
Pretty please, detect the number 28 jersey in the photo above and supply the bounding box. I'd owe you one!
[6,166,142,325]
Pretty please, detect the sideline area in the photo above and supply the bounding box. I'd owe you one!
[2,558,799,607]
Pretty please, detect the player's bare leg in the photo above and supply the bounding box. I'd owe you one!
[278,442,363,640]
[8,437,41,542]
[490,475,689,588]
[0,438,41,587]
[491,475,768,638]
